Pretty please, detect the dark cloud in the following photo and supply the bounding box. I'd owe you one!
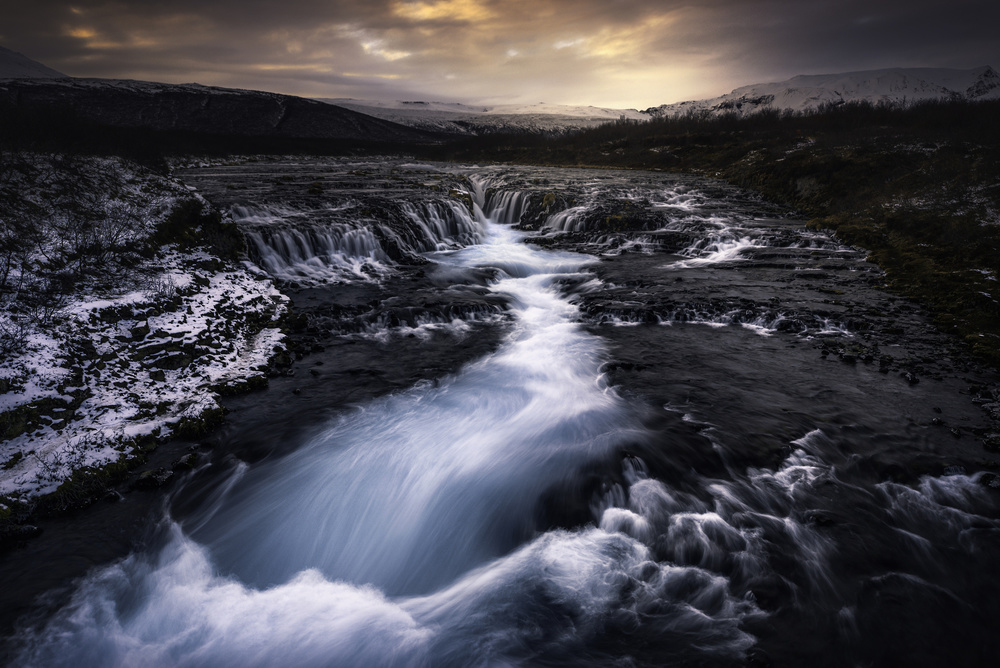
[2,0,997,107]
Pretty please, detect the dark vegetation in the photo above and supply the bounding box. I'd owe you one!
[434,99,1000,368]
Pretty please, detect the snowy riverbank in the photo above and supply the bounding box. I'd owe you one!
[0,154,287,505]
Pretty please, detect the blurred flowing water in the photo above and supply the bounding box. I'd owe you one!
[6,161,1000,667]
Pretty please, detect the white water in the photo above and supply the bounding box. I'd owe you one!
[15,180,760,666]
[235,200,485,285]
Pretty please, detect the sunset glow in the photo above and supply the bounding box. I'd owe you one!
[6,1,1000,109]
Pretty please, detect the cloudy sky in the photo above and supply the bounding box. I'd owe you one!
[3,0,998,108]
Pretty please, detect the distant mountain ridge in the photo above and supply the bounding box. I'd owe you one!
[324,66,1000,134]
[0,45,66,79]
[321,99,648,136]
[645,66,1000,118]
[0,77,439,143]
[3,42,996,139]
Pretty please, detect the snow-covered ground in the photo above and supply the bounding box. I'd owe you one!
[0,155,287,501]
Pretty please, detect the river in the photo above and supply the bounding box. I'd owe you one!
[6,160,1000,667]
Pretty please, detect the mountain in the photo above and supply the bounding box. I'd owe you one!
[0,45,67,78]
[646,66,1000,118]
[321,99,648,135]
[0,78,440,143]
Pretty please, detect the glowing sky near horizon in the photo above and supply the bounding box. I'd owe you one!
[3,0,998,108]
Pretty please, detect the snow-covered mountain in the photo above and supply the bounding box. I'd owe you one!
[320,99,648,135]
[326,66,1000,134]
[0,45,66,79]
[646,66,1000,118]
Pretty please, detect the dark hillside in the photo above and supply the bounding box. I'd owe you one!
[0,78,441,151]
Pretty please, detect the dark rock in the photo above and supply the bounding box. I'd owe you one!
[132,468,174,490]
[130,323,150,341]
[104,489,124,503]
[930,417,945,426]
[901,371,919,384]
[149,369,166,382]
[154,354,193,370]
[981,473,1000,489]
[172,453,198,470]
[746,646,773,668]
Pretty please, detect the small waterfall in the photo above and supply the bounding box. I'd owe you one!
[398,200,485,251]
[482,190,531,226]
[233,199,485,285]
[244,225,392,284]
[543,206,589,232]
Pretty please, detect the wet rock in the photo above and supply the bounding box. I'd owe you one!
[943,466,966,476]
[930,417,945,426]
[901,371,919,384]
[148,369,166,382]
[104,489,125,503]
[172,453,198,471]
[132,468,174,490]
[0,524,42,548]
[980,473,1000,489]
[746,646,773,668]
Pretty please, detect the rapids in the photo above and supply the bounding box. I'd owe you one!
[4,160,1000,667]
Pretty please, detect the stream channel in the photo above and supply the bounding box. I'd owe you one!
[5,159,1000,667]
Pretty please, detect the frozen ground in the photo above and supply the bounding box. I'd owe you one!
[0,154,286,502]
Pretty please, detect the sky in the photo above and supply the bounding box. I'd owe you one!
[2,0,999,109]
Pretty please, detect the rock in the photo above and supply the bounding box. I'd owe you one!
[130,323,150,341]
[104,489,124,503]
[132,468,174,490]
[154,354,193,370]
[172,453,198,470]
[981,473,1000,489]
[149,369,166,382]
[901,371,919,384]
[0,524,42,546]
[930,417,945,426]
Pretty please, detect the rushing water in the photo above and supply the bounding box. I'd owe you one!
[6,161,1000,667]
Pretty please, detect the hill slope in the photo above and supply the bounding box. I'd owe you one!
[0,78,439,144]
[647,66,1000,117]
[0,46,66,79]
